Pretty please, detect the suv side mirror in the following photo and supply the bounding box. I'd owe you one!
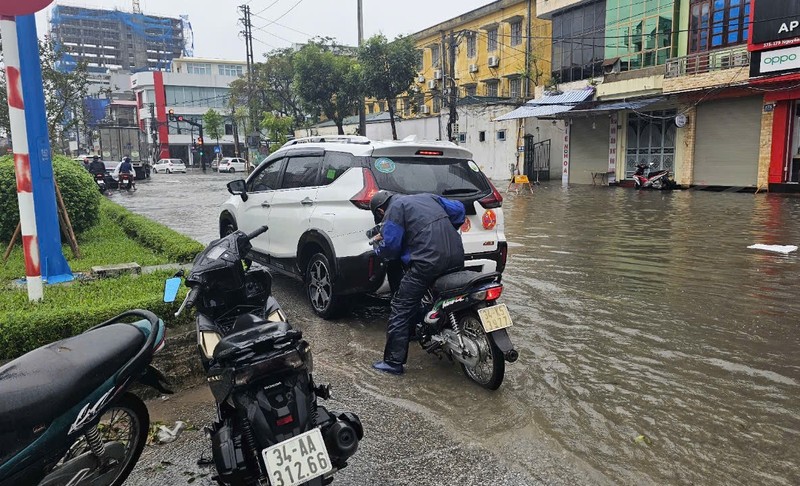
[227,179,248,201]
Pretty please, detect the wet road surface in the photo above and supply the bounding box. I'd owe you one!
[114,173,800,485]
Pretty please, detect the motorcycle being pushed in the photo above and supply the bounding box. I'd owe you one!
[632,162,677,190]
[164,225,363,486]
[0,310,172,486]
[369,227,519,390]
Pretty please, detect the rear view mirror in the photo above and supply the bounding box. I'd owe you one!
[163,277,182,303]
[227,179,248,201]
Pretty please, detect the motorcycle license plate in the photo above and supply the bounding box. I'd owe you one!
[477,304,513,332]
[262,428,332,486]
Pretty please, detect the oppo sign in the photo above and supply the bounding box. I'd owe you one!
[760,45,800,73]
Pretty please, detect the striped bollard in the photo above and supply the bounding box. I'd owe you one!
[1,16,42,301]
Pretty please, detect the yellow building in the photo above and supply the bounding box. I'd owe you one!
[371,0,551,117]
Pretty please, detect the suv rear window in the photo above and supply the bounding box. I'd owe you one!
[368,157,490,197]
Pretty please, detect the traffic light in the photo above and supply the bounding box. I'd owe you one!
[168,109,175,121]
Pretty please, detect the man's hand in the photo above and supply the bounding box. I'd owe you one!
[372,234,383,242]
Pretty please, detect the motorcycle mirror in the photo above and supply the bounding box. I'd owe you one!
[163,277,182,303]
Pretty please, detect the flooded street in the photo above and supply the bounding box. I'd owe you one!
[115,174,800,485]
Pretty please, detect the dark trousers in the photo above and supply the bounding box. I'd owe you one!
[383,267,432,365]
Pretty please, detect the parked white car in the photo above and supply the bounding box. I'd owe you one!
[152,158,187,174]
[219,135,507,318]
[217,157,247,173]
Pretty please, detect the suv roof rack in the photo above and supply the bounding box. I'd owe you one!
[281,135,372,148]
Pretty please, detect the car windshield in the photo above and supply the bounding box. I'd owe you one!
[103,162,118,171]
[369,157,490,196]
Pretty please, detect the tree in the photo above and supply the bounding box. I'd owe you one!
[294,42,363,135]
[359,34,419,140]
[0,35,90,152]
[260,113,293,153]
[203,108,224,157]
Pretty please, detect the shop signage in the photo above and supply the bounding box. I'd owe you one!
[759,45,800,74]
[562,124,570,186]
[607,113,617,185]
[751,1,800,50]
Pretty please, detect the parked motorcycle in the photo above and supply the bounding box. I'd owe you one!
[369,226,518,390]
[0,310,172,486]
[165,225,363,486]
[633,162,677,190]
[94,172,107,193]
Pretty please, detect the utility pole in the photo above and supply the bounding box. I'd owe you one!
[357,0,366,137]
[239,4,256,131]
[525,0,532,98]
[149,103,158,165]
[439,31,447,141]
[448,30,457,142]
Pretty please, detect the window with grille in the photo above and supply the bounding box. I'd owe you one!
[487,28,498,52]
[511,21,523,46]
[467,34,477,58]
[509,78,522,98]
[689,0,750,53]
[485,80,498,97]
[431,45,441,67]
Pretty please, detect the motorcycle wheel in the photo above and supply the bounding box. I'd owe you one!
[652,178,664,190]
[48,392,149,486]
[458,311,505,390]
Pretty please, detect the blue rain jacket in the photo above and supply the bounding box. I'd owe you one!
[375,193,466,273]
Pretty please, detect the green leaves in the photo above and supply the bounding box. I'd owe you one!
[202,109,224,142]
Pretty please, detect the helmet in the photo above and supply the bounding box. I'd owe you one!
[123,156,131,163]
[92,155,99,160]
[370,190,394,224]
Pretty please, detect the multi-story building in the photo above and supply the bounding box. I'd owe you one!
[49,5,189,75]
[131,58,247,165]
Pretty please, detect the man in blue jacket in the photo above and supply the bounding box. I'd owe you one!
[370,190,466,375]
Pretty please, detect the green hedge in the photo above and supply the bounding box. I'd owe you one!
[101,199,204,263]
[0,154,100,242]
[0,271,191,360]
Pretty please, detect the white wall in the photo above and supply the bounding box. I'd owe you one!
[367,116,442,141]
[456,104,521,181]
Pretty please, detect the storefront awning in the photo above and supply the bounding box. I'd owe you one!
[564,97,665,115]
[494,88,595,121]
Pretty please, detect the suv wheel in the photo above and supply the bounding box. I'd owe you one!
[305,253,345,319]
[220,218,237,237]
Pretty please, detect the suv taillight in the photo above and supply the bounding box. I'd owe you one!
[478,179,503,209]
[350,168,379,209]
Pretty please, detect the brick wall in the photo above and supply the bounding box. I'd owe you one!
[676,105,697,186]
[757,102,773,191]
[662,69,749,94]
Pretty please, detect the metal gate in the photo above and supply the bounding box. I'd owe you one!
[524,136,550,182]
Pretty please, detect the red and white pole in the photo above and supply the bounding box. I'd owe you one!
[1,16,42,301]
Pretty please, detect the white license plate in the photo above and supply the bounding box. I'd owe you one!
[262,428,332,486]
[477,304,513,332]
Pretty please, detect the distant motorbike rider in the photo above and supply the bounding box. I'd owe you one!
[369,190,466,375]
[119,156,135,190]
[88,155,105,177]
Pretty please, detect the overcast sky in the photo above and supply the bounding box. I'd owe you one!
[34,0,491,60]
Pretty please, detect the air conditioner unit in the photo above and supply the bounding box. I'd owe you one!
[433,69,442,80]
[417,75,425,83]
[420,105,431,114]
[469,63,479,73]
[733,51,749,67]
[488,56,500,68]
[427,79,437,89]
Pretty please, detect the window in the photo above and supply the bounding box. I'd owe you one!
[186,62,212,75]
[509,77,522,99]
[368,157,491,196]
[248,158,285,192]
[497,130,507,141]
[465,85,477,97]
[689,0,750,53]
[485,80,499,97]
[431,45,441,67]
[458,133,467,143]
[403,98,411,117]
[467,34,477,58]
[479,131,486,142]
[487,28,498,52]
[218,64,244,76]
[511,21,523,46]
[321,151,357,185]
[280,155,322,189]
[433,95,441,113]
[552,1,606,83]
[605,0,676,71]
[225,123,233,135]
[416,49,424,71]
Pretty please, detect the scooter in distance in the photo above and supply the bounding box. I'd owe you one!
[0,310,172,486]
[94,172,107,193]
[632,162,677,190]
[368,226,518,390]
[165,224,363,486]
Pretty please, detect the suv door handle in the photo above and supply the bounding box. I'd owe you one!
[261,201,271,208]
[301,198,314,206]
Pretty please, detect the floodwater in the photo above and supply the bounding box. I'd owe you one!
[113,175,800,485]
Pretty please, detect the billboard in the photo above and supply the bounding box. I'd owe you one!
[750,0,800,51]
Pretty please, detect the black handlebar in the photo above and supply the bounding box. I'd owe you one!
[185,287,200,309]
[247,225,269,240]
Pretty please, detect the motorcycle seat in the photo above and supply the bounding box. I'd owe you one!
[432,270,501,297]
[213,317,299,362]
[0,323,145,433]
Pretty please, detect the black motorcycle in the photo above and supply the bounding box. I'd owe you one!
[165,225,363,486]
[369,225,518,390]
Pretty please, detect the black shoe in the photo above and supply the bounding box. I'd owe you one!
[372,360,404,375]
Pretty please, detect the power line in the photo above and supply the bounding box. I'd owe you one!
[254,0,282,16]
[257,0,305,30]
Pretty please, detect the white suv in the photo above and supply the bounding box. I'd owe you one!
[219,135,507,318]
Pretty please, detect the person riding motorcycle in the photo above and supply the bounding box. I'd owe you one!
[369,190,466,375]
[119,156,135,190]
[88,155,105,177]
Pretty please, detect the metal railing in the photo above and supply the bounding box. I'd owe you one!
[665,45,750,78]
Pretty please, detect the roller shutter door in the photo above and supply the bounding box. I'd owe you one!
[570,117,610,184]
[694,97,761,187]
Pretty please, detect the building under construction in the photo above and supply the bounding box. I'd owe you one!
[49,4,193,74]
